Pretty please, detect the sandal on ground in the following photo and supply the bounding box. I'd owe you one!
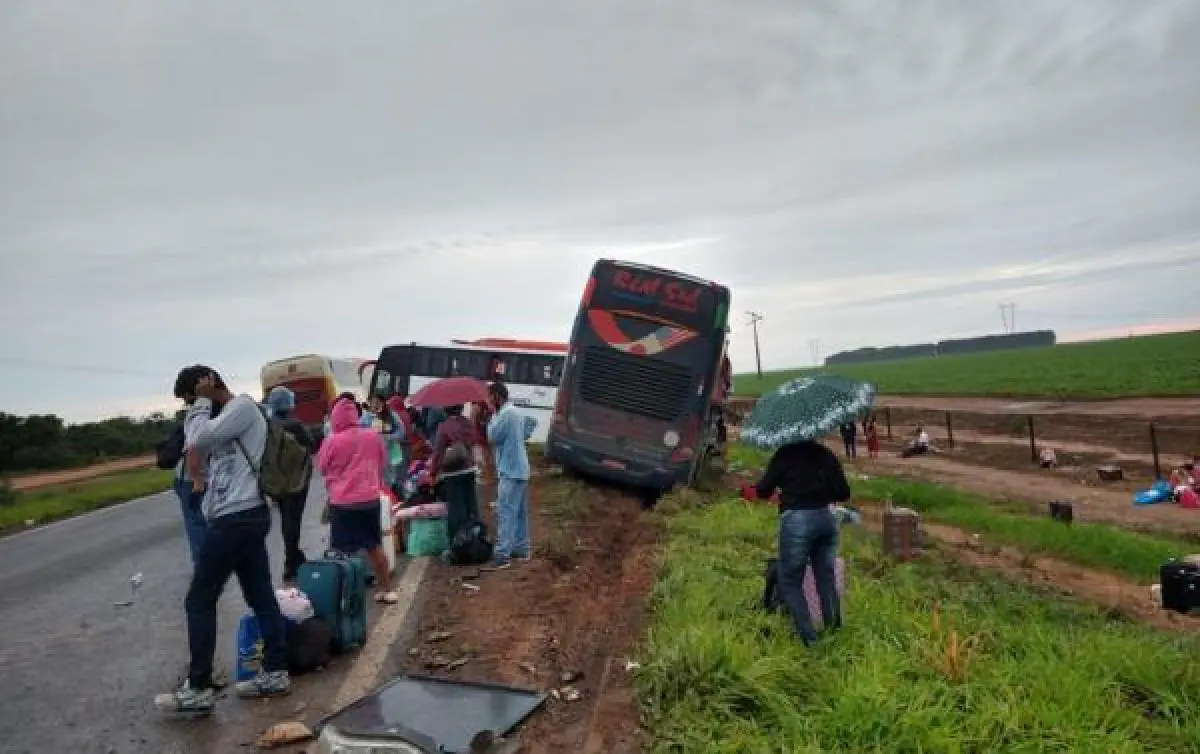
[374,591,400,604]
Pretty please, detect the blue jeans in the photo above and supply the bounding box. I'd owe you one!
[174,477,207,569]
[778,507,842,644]
[186,506,286,688]
[495,477,530,561]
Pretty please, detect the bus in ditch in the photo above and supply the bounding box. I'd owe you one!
[260,354,370,435]
[546,259,731,492]
[366,341,566,443]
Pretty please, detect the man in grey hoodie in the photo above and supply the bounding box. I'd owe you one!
[155,365,289,717]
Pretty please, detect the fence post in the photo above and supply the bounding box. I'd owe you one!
[1149,422,1161,480]
[945,412,955,449]
[885,407,893,440]
[1027,415,1037,463]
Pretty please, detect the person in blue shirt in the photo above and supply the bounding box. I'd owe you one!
[485,381,535,568]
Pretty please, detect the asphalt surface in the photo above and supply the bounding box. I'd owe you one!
[0,481,396,753]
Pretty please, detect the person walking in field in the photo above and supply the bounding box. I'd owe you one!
[864,415,880,459]
[486,382,534,569]
[156,366,289,716]
[838,421,857,459]
[317,396,399,603]
[753,438,849,646]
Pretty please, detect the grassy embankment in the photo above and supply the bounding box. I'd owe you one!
[637,492,1200,752]
[726,445,1192,582]
[735,330,1200,399]
[0,467,174,531]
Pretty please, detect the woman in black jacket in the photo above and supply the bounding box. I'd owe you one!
[755,439,850,645]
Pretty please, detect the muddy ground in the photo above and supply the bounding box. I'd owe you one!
[400,468,658,753]
[10,454,156,490]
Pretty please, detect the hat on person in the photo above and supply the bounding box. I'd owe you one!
[265,386,296,418]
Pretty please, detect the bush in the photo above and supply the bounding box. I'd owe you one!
[0,478,15,508]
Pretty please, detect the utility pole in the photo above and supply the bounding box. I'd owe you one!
[746,311,764,379]
[999,302,1016,334]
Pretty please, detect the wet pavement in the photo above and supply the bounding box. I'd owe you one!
[0,483,390,753]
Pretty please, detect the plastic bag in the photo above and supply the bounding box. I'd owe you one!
[275,587,315,623]
[406,517,449,557]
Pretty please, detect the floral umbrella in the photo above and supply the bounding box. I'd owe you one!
[740,375,876,450]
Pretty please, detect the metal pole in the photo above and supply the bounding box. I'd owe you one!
[885,407,893,440]
[1150,423,1161,480]
[1028,415,1037,463]
[747,311,764,380]
[945,412,954,449]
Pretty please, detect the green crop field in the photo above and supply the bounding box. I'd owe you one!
[735,330,1200,398]
[637,497,1200,752]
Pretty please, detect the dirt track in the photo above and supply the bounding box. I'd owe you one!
[876,395,1200,419]
[10,455,156,491]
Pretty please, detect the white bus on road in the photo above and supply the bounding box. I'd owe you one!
[367,341,566,443]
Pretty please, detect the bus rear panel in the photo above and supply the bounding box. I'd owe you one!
[547,260,730,492]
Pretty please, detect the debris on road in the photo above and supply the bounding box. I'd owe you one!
[559,669,582,684]
[256,721,313,749]
[427,630,454,643]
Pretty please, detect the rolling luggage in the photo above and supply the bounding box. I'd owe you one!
[297,551,368,653]
[762,556,846,630]
[1159,560,1200,615]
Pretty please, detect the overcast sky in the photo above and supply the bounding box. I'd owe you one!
[2,0,1199,421]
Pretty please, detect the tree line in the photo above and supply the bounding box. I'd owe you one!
[0,411,184,475]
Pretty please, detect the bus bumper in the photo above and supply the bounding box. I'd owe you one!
[545,432,687,492]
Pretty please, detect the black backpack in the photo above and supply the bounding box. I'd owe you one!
[286,617,332,675]
[155,425,186,470]
[449,521,494,566]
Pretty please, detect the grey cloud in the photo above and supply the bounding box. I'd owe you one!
[2,0,1199,418]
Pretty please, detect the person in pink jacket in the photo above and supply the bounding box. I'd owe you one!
[317,397,397,603]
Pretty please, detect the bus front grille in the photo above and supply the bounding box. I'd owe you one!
[577,347,692,421]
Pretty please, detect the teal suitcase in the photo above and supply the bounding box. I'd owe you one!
[297,551,368,653]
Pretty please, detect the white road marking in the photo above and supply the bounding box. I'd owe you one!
[330,556,430,712]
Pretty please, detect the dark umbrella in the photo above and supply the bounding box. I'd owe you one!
[409,376,490,408]
[741,375,875,450]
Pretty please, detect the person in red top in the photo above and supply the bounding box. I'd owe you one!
[430,404,482,542]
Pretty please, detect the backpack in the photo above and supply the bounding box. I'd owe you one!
[236,407,312,502]
[155,425,186,470]
[448,520,493,565]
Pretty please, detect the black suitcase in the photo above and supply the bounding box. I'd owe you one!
[1159,560,1200,614]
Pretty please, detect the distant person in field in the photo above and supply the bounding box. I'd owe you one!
[317,396,398,603]
[265,386,316,581]
[838,421,857,459]
[864,415,880,460]
[753,439,849,645]
[901,426,931,458]
[487,381,534,568]
[156,366,289,717]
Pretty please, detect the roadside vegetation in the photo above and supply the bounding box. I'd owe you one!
[727,444,1192,582]
[734,330,1200,399]
[636,497,1200,752]
[0,410,180,474]
[0,467,174,531]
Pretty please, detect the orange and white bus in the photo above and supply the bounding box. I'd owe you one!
[260,354,369,432]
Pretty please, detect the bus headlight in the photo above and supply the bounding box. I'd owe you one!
[663,431,680,448]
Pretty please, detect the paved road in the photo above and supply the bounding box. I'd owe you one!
[0,483,374,753]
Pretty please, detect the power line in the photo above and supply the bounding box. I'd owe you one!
[746,311,764,379]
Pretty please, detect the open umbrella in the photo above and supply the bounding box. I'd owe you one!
[409,376,490,409]
[740,375,875,450]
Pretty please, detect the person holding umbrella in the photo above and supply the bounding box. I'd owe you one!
[741,375,875,646]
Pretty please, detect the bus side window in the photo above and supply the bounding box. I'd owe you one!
[551,357,565,384]
[430,352,450,378]
[509,356,529,384]
[489,355,509,380]
[373,369,392,395]
[412,349,431,377]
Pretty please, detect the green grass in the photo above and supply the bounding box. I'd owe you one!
[637,500,1200,753]
[734,330,1200,398]
[0,467,174,531]
[726,444,1190,582]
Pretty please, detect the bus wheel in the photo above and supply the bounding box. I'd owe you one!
[688,447,713,489]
